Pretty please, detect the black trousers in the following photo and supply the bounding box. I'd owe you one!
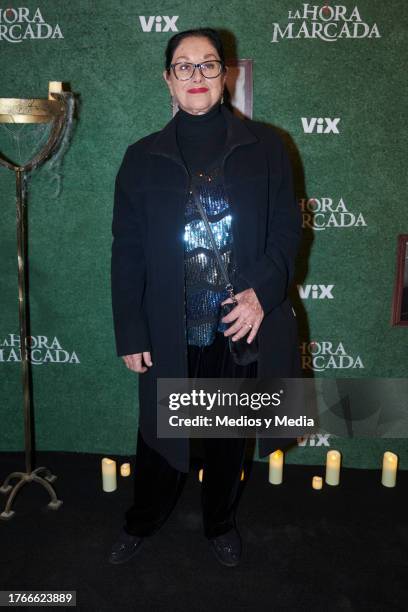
[124,332,257,539]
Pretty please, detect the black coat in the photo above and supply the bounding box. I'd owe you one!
[111,104,302,472]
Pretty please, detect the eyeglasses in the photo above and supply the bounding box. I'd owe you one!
[170,60,224,81]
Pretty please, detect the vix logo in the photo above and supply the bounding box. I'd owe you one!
[139,16,179,32]
[297,433,331,447]
[301,117,340,134]
[298,284,334,299]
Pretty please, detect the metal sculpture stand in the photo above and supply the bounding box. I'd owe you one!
[0,83,74,519]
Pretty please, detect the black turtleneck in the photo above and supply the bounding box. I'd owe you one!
[176,102,227,175]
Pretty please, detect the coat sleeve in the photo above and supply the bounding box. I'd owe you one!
[111,146,151,357]
[236,136,302,315]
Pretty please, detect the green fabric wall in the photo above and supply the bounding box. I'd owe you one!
[1,1,407,469]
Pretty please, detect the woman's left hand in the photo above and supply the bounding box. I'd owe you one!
[221,288,264,344]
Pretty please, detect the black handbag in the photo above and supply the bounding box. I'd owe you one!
[190,180,259,366]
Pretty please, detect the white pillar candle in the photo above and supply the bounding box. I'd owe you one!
[102,458,117,492]
[48,81,63,99]
[325,450,341,486]
[381,451,398,487]
[312,476,323,490]
[269,450,284,485]
[120,463,131,477]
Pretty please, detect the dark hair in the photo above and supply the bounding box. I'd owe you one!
[164,28,226,73]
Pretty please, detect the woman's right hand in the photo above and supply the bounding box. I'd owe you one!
[122,352,153,373]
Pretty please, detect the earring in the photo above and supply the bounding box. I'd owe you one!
[221,93,224,104]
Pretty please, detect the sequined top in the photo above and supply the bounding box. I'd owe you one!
[176,103,234,347]
[184,167,236,346]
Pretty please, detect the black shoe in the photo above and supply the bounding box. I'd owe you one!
[209,527,242,567]
[109,527,144,565]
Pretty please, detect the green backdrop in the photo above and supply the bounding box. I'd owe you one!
[1,1,407,469]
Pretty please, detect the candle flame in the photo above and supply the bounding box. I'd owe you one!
[328,451,340,459]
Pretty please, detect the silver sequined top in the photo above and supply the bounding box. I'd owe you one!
[184,167,236,346]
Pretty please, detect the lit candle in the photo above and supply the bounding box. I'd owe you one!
[240,469,244,481]
[120,463,131,477]
[312,476,323,490]
[102,458,117,492]
[269,450,283,485]
[325,450,341,486]
[381,451,398,487]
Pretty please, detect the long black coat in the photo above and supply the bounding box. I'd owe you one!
[111,104,302,472]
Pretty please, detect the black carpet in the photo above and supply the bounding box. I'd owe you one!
[1,450,407,612]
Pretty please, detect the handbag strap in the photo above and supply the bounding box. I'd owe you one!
[190,178,237,304]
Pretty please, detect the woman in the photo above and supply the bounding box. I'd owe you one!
[109,28,302,567]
